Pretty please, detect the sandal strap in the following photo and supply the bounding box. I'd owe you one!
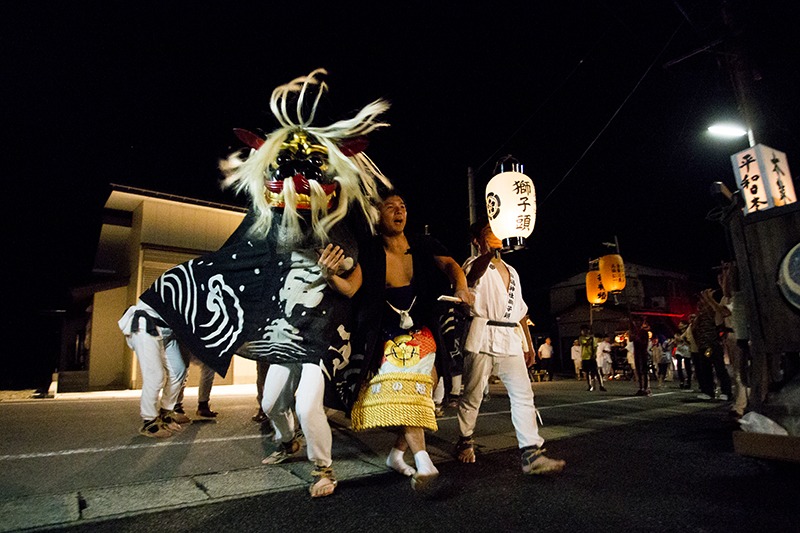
[311,466,336,481]
[456,436,475,452]
[521,445,546,465]
[282,438,301,454]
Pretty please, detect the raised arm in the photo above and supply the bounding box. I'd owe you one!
[433,254,475,306]
[318,244,363,298]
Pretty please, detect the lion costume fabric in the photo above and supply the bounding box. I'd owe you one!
[138,69,391,409]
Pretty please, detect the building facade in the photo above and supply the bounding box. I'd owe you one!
[61,185,257,392]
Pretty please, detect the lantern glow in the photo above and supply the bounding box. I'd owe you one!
[598,254,626,292]
[485,157,536,251]
[586,271,607,304]
[731,144,796,214]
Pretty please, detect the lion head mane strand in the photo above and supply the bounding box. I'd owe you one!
[219,68,392,243]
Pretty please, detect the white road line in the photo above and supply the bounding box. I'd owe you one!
[435,391,682,419]
[0,434,269,461]
[0,392,695,462]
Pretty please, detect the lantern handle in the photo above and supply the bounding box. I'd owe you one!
[493,154,523,175]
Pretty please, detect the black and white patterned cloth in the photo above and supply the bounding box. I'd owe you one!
[140,210,359,407]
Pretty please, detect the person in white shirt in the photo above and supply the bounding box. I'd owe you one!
[537,337,555,381]
[596,336,612,380]
[571,339,583,380]
[455,220,565,475]
[625,335,636,381]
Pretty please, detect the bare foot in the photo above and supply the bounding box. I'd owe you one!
[458,446,475,463]
[309,476,337,498]
[456,437,476,463]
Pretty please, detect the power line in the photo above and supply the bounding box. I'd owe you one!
[541,20,687,206]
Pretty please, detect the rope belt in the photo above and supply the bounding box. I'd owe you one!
[131,310,169,336]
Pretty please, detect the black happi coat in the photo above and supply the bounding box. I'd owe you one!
[140,210,359,406]
[345,233,455,408]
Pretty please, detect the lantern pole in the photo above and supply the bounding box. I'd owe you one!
[468,166,479,256]
[607,235,634,332]
[601,236,632,334]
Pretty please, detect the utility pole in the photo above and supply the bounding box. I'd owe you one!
[719,0,759,146]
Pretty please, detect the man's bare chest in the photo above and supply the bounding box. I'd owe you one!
[385,250,413,287]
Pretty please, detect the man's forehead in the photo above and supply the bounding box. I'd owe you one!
[381,196,405,207]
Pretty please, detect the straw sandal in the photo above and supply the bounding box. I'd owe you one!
[520,446,565,475]
[262,437,303,465]
[455,436,476,463]
[309,466,337,497]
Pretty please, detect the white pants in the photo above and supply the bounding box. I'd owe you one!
[261,363,332,467]
[458,350,544,449]
[122,307,188,421]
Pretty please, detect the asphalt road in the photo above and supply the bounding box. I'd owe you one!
[2,379,798,532]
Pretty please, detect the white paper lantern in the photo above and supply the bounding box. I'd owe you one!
[731,144,796,215]
[485,159,536,250]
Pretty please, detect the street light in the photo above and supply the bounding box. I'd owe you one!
[708,122,755,147]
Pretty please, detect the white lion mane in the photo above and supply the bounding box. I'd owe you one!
[219,68,392,243]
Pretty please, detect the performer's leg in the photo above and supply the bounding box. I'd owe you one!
[174,350,191,413]
[457,351,492,439]
[256,361,270,406]
[160,332,187,412]
[128,330,165,422]
[253,361,271,423]
[261,364,296,443]
[450,373,462,400]
[195,360,218,418]
[197,360,215,403]
[294,364,331,467]
[293,363,337,497]
[455,351,492,465]
[496,354,544,449]
[404,426,438,489]
[386,431,416,477]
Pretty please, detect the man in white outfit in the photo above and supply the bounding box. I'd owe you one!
[571,339,583,380]
[537,337,554,381]
[119,302,188,437]
[455,220,565,475]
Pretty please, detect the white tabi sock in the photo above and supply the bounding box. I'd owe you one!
[386,447,416,476]
[413,450,439,476]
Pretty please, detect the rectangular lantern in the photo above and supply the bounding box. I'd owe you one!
[731,144,796,215]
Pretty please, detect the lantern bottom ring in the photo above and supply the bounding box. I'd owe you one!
[501,237,527,251]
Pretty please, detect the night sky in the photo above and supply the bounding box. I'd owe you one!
[6,1,800,346]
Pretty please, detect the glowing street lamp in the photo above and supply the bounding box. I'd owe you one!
[485,156,536,251]
[708,123,747,138]
[708,121,755,147]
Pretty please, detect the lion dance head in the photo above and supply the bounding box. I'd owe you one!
[220,68,391,243]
